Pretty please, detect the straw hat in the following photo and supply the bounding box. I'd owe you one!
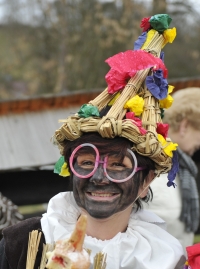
[52,14,178,187]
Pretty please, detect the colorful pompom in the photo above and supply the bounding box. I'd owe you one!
[156,122,169,139]
[146,69,168,100]
[140,16,151,32]
[157,134,178,157]
[159,85,174,108]
[105,50,168,93]
[126,112,147,135]
[149,14,172,33]
[124,95,144,116]
[78,104,100,118]
[163,27,177,44]
[54,156,70,177]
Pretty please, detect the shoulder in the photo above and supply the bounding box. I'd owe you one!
[129,210,185,260]
[129,209,184,247]
[3,217,44,269]
[3,216,41,235]
[131,208,166,229]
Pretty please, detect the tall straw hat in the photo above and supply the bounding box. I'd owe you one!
[52,14,178,187]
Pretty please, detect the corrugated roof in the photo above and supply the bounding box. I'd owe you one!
[0,107,80,171]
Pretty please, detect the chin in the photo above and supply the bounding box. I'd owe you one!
[90,213,112,219]
[86,208,116,219]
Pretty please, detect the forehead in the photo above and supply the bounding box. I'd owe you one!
[74,144,129,157]
[73,134,131,147]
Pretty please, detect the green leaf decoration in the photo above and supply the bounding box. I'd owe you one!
[78,104,100,118]
[149,14,172,33]
[54,156,65,174]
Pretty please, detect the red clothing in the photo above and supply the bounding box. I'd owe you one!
[186,244,200,269]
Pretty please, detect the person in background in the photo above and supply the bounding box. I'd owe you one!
[144,87,200,251]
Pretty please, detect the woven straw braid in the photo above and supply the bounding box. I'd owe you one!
[53,115,172,175]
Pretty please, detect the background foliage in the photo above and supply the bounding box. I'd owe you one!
[0,0,200,99]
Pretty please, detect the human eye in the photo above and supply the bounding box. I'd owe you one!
[107,155,132,171]
[107,157,126,171]
[77,155,95,169]
[82,160,94,166]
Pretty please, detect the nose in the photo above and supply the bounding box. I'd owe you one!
[89,165,110,184]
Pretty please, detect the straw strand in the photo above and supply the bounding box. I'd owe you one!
[26,230,42,269]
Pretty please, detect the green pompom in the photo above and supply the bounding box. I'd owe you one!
[78,104,100,118]
[149,14,172,33]
[54,156,65,174]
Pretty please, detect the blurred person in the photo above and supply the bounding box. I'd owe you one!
[144,87,200,251]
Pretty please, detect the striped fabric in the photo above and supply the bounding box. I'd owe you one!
[178,148,200,233]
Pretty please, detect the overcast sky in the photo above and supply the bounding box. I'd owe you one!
[0,0,199,24]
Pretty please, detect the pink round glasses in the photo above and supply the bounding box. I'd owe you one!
[69,143,145,183]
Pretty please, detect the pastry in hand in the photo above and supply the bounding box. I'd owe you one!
[46,215,90,269]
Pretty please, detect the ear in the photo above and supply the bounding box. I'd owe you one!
[179,119,188,137]
[145,170,156,185]
[139,170,156,198]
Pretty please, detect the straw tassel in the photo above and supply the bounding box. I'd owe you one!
[26,230,42,269]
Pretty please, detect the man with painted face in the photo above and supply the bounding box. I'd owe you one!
[0,13,186,269]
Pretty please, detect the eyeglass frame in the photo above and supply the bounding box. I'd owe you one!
[69,143,145,183]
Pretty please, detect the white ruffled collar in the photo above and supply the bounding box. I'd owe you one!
[41,192,165,243]
[41,192,185,269]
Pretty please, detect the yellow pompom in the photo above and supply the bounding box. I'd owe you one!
[168,85,174,94]
[160,95,173,109]
[158,134,178,157]
[159,85,174,108]
[124,95,144,116]
[60,162,70,177]
[162,27,177,47]
[163,27,176,43]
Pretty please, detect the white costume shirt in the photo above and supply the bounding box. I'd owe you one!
[143,174,194,253]
[41,192,186,269]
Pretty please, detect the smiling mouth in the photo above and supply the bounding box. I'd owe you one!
[86,192,120,199]
[91,192,114,197]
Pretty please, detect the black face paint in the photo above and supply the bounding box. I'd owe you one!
[73,163,138,219]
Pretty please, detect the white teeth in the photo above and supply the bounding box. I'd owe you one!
[91,192,113,197]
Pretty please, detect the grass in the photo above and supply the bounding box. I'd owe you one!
[18,204,47,215]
